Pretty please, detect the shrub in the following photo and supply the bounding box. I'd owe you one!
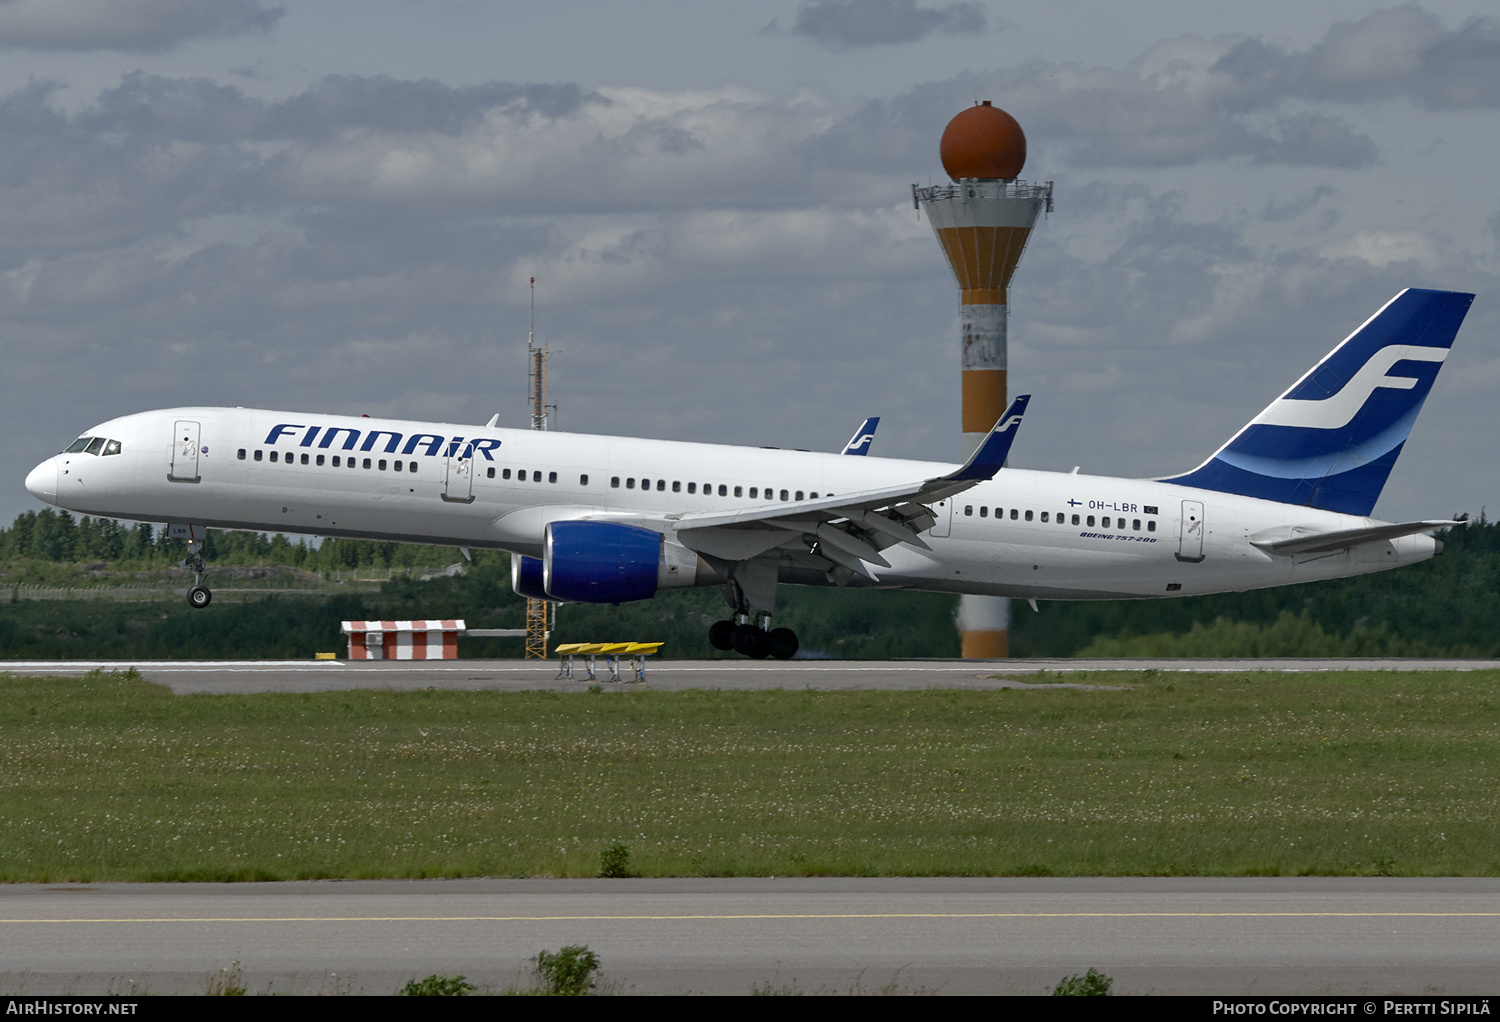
[598,841,634,878]
[536,946,600,996]
[399,973,475,996]
[1053,968,1113,996]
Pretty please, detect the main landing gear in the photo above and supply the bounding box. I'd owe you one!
[708,618,799,660]
[708,563,798,660]
[183,536,211,609]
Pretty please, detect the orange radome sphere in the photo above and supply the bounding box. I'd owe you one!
[940,101,1026,181]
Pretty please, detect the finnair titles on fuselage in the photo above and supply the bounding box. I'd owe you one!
[25,289,1474,659]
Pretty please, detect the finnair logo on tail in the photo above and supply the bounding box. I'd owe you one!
[1253,344,1448,431]
[997,413,1024,432]
[846,434,876,453]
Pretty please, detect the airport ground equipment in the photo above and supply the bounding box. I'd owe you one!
[556,641,664,683]
[341,619,466,660]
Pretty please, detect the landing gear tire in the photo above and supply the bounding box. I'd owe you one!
[708,619,736,651]
[187,585,212,609]
[732,623,769,659]
[767,627,799,660]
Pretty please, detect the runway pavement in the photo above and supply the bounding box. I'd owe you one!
[3,657,1499,694]
[2,878,1498,995]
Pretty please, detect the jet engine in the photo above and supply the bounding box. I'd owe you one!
[510,521,722,604]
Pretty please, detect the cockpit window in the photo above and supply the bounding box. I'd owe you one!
[83,438,105,456]
[102,439,122,456]
[65,437,92,453]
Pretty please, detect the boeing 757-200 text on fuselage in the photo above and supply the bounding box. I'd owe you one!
[25,288,1474,659]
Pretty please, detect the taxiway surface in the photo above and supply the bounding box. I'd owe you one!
[2,878,1497,996]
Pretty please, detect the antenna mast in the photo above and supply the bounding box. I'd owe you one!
[524,275,553,658]
[527,277,550,431]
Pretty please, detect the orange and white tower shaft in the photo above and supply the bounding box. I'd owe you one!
[914,101,1052,658]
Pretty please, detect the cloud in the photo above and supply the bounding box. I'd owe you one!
[0,0,281,53]
[784,0,984,51]
[1214,4,1500,109]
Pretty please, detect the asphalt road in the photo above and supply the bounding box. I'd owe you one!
[2,878,1498,996]
[3,657,1498,694]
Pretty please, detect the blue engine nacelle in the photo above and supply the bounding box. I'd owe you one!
[510,554,549,601]
[543,521,664,604]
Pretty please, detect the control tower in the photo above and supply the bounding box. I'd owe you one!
[914,101,1052,658]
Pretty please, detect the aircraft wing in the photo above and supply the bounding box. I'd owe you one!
[1250,519,1461,557]
[656,396,1029,579]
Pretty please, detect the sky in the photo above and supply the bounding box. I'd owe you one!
[3,0,1499,528]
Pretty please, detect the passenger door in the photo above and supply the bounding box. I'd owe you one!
[442,452,474,503]
[1176,499,1205,563]
[169,420,200,483]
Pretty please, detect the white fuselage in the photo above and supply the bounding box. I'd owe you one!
[24,406,1436,601]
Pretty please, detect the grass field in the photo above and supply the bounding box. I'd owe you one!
[1,669,1497,881]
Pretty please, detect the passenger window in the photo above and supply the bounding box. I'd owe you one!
[410,462,417,474]
[1147,521,1156,533]
[687,482,696,494]
[378,459,387,471]
[504,469,512,480]
[103,440,122,456]
[65,438,92,453]
[486,467,495,479]
[348,458,356,469]
[270,450,279,463]
[718,484,727,496]
[627,478,636,489]
[580,474,589,486]
[780,489,789,501]
[316,454,325,466]
[979,506,987,517]
[1133,519,1141,531]
[1072,514,1080,525]
[363,458,372,469]
[254,450,263,462]
[1010,508,1018,520]
[84,437,105,455]
[672,481,680,492]
[749,487,758,498]
[394,460,402,472]
[1025,510,1033,522]
[1040,511,1049,522]
[302,453,310,465]
[964,505,973,516]
[611,476,620,488]
[332,455,340,467]
[810,492,818,499]
[656,479,664,491]
[796,491,804,500]
[552,472,560,484]
[1087,516,1095,527]
[237,449,246,461]
[734,486,743,497]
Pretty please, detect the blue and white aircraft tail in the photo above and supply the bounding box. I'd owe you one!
[841,417,880,456]
[1165,288,1474,516]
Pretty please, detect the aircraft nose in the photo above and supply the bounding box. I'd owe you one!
[24,458,56,504]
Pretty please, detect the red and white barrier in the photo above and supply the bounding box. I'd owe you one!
[340,620,466,660]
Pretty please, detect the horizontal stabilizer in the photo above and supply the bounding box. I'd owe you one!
[1250,520,1460,557]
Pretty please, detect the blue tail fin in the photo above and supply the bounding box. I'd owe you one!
[841,417,880,456]
[1163,288,1474,516]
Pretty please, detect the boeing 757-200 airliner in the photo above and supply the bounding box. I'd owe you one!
[24,288,1474,659]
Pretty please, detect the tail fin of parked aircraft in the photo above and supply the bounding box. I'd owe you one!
[841,417,880,456]
[1163,288,1474,516]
